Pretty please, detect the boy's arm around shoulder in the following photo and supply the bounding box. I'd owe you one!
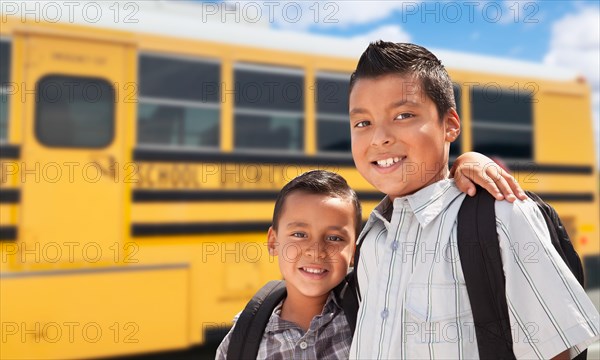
[494,199,599,359]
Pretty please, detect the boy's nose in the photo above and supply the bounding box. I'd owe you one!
[305,241,327,259]
[371,125,395,147]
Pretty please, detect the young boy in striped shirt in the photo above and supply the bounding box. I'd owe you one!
[348,41,599,359]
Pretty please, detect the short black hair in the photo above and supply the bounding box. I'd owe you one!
[349,41,456,120]
[272,170,362,238]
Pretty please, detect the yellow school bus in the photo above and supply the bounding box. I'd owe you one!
[0,3,598,359]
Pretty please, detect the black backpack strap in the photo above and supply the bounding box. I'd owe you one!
[525,191,585,287]
[227,280,287,360]
[334,272,359,336]
[340,220,371,335]
[525,191,587,360]
[457,187,516,359]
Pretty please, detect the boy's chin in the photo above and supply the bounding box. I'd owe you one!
[376,183,417,199]
[305,290,330,298]
[292,282,338,299]
[379,177,446,199]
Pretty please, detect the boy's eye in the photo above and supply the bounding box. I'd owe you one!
[291,232,307,238]
[326,235,344,242]
[354,120,370,128]
[395,113,414,120]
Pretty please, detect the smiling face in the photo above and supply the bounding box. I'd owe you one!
[350,74,460,199]
[268,191,355,301]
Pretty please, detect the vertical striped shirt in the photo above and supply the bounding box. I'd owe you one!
[350,179,599,359]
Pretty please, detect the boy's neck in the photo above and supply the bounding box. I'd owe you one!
[280,287,329,332]
[391,166,450,201]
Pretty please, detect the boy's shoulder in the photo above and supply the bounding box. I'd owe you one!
[494,196,542,226]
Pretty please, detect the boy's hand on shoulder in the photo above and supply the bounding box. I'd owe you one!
[451,152,528,203]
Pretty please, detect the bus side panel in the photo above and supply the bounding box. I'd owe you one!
[128,237,280,345]
[0,267,189,360]
[536,89,595,165]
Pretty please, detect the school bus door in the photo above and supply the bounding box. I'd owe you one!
[20,32,134,266]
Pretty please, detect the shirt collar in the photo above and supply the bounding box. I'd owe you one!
[265,291,341,333]
[370,179,462,228]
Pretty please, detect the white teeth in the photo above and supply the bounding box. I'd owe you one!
[376,157,401,167]
[303,267,325,274]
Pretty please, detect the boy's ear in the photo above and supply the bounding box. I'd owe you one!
[267,226,278,256]
[444,108,461,142]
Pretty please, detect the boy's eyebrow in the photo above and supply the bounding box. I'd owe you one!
[349,100,418,116]
[388,99,418,110]
[349,107,369,116]
[284,223,351,235]
[285,221,309,228]
[326,226,350,235]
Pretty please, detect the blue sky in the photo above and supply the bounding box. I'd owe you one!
[289,1,598,62]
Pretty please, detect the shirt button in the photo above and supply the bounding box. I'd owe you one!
[381,309,389,319]
[391,241,399,251]
[299,341,308,350]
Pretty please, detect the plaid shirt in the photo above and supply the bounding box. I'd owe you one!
[216,291,351,360]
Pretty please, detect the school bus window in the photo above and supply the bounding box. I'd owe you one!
[36,75,115,148]
[0,40,10,142]
[137,54,220,148]
[234,64,304,151]
[316,74,351,154]
[0,93,7,142]
[138,104,219,147]
[450,84,461,157]
[471,85,533,159]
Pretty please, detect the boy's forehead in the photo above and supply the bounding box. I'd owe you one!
[349,74,428,107]
[283,191,352,207]
[352,74,423,93]
[280,191,356,217]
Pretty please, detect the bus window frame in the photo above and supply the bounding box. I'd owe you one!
[137,51,222,150]
[34,74,116,149]
[315,71,352,157]
[233,62,305,154]
[450,83,462,157]
[0,37,12,144]
[470,85,534,161]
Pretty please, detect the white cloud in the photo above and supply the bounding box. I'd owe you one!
[350,25,412,48]
[223,1,412,47]
[242,1,411,30]
[544,7,600,163]
[314,1,413,28]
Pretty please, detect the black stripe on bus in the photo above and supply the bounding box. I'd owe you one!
[133,190,278,202]
[0,226,17,241]
[133,148,356,166]
[508,163,593,174]
[131,190,592,203]
[0,189,20,203]
[132,222,272,237]
[133,148,593,174]
[535,193,594,202]
[0,145,20,159]
[132,189,385,202]
[0,146,593,174]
